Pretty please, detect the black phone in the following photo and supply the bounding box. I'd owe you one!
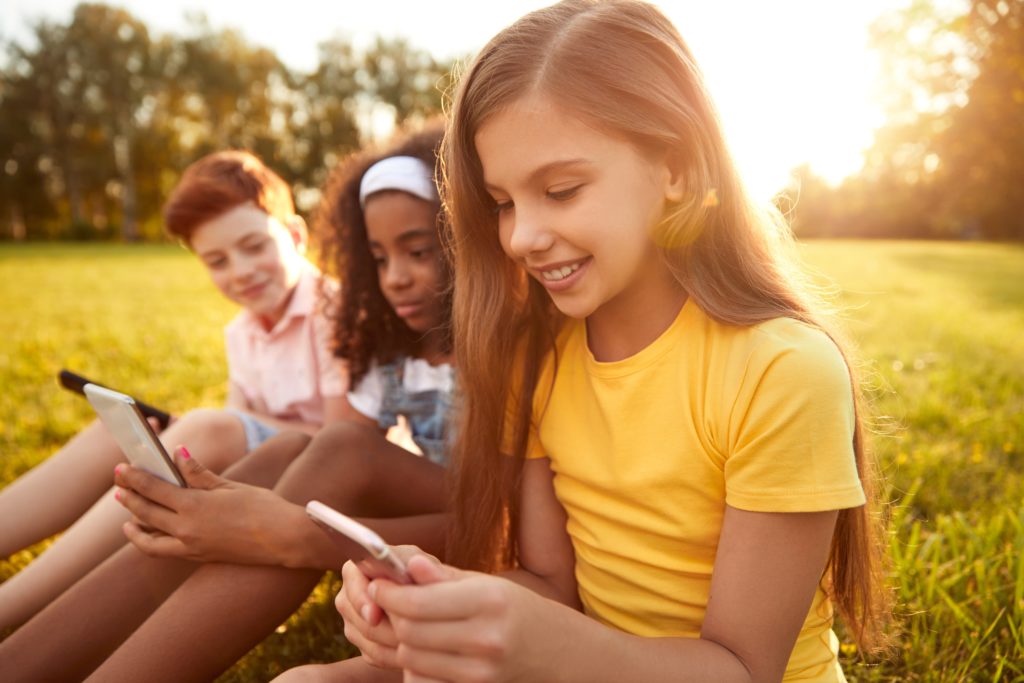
[58,369,172,430]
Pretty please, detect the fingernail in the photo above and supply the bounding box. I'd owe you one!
[361,605,371,622]
[179,446,191,460]
[368,583,378,600]
[114,464,123,476]
[114,489,122,501]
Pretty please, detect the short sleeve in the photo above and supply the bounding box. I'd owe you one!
[311,309,348,398]
[724,325,866,513]
[347,365,383,422]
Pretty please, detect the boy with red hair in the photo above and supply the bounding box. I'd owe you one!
[0,150,348,633]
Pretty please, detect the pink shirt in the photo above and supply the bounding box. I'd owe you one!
[223,264,347,425]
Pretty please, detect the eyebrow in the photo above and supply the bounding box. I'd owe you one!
[368,228,435,249]
[483,158,592,192]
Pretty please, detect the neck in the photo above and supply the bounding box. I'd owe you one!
[585,271,687,363]
[416,328,451,366]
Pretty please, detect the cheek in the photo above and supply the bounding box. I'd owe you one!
[207,269,233,296]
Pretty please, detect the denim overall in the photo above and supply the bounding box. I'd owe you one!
[375,359,452,467]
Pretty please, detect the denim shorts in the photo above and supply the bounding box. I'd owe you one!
[225,409,279,453]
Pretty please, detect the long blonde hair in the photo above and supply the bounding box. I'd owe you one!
[442,0,891,651]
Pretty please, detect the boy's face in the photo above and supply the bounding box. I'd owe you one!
[190,203,308,328]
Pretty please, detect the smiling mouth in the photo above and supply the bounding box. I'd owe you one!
[240,283,267,299]
[539,259,587,282]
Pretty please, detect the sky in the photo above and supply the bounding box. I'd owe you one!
[0,0,907,201]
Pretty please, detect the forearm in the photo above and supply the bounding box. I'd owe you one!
[539,604,751,683]
[500,568,582,609]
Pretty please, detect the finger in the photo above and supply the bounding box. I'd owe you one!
[390,613,501,654]
[115,486,178,532]
[405,554,450,585]
[342,618,401,669]
[174,446,224,490]
[122,520,189,558]
[146,416,162,432]
[115,464,184,510]
[404,672,447,683]
[341,560,384,626]
[372,573,486,622]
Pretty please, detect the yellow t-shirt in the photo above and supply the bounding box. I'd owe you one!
[525,298,865,681]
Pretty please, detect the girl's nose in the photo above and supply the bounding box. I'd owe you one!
[384,260,413,289]
[506,207,554,258]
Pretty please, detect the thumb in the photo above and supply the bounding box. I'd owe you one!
[405,553,458,585]
[174,446,223,490]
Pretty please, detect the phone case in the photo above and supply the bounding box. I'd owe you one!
[305,500,410,583]
[84,384,186,487]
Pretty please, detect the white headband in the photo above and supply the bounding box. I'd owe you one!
[358,155,438,208]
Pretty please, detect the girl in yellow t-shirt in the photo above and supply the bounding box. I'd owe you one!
[314,2,894,682]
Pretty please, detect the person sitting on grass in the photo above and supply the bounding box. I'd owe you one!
[307,2,894,682]
[0,123,455,683]
[0,150,349,634]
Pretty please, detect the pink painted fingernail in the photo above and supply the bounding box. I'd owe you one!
[114,489,123,501]
[179,446,191,460]
[114,464,123,476]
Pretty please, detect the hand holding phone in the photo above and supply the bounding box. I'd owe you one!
[84,383,186,487]
[305,500,410,584]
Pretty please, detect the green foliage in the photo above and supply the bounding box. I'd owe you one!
[1,241,1022,679]
[0,3,458,240]
[786,0,1024,241]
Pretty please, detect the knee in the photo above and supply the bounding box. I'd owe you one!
[169,408,248,472]
[274,421,378,504]
[222,430,312,486]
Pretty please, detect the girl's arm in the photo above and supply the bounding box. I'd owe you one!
[500,456,580,607]
[367,504,838,683]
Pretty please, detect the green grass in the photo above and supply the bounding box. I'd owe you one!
[1,241,1022,681]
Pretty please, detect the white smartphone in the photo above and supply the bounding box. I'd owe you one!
[305,500,410,584]
[84,383,187,487]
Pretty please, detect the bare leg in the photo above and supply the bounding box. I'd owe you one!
[0,419,124,557]
[0,430,310,681]
[0,408,250,631]
[273,657,402,683]
[88,422,447,683]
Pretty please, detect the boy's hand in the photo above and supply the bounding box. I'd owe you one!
[113,447,303,566]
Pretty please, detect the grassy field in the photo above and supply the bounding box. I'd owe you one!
[1,240,1022,681]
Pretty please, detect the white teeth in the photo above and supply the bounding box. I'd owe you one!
[541,262,581,281]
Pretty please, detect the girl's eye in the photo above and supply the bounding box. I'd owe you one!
[242,240,267,254]
[547,185,582,201]
[206,258,228,269]
[492,199,514,215]
[373,256,387,269]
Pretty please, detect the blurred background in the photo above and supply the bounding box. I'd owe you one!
[2,0,1019,242]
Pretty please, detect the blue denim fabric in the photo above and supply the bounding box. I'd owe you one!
[224,409,280,453]
[375,359,453,466]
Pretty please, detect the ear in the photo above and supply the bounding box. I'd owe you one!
[662,151,687,203]
[285,215,309,255]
